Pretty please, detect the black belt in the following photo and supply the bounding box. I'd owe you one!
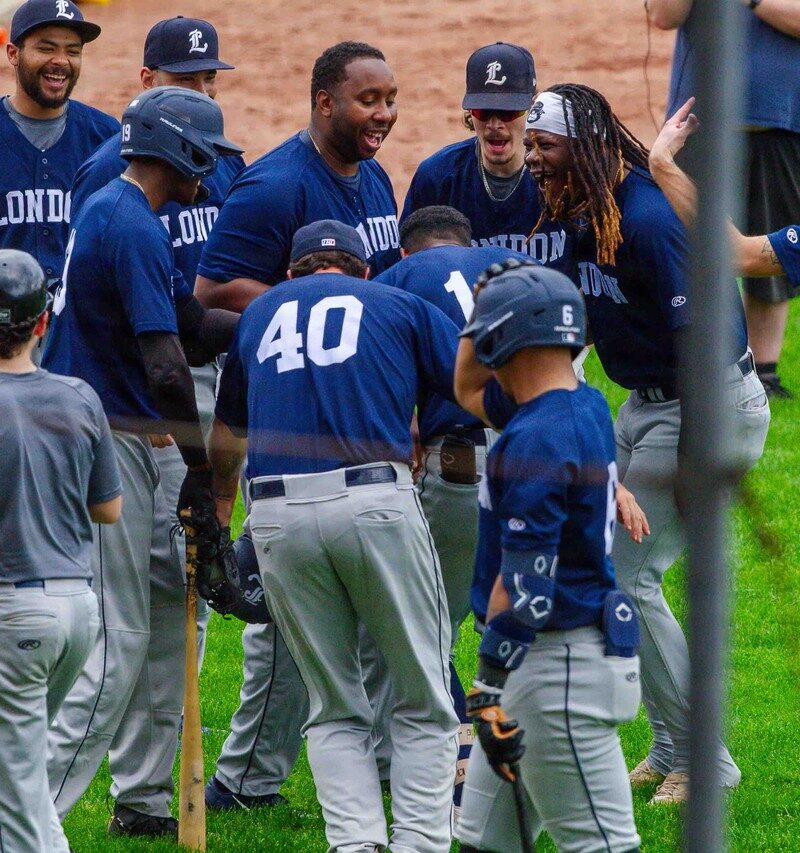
[250,463,397,501]
[636,352,754,403]
[430,427,488,447]
[2,579,91,588]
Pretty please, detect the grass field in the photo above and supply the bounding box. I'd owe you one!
[63,304,800,852]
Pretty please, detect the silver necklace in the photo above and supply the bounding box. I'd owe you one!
[479,156,525,202]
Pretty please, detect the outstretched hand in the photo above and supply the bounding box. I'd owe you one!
[649,97,700,169]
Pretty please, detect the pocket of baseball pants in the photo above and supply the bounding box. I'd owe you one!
[604,655,642,725]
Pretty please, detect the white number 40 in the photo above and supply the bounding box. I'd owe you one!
[256,295,363,372]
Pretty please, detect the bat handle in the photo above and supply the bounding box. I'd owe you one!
[509,763,534,853]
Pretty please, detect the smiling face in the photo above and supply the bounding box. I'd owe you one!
[472,110,528,176]
[9,26,83,111]
[321,57,398,163]
[524,128,577,211]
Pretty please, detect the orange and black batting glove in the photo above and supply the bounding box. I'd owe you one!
[466,686,525,783]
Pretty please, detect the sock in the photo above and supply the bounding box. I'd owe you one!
[449,660,473,808]
[756,361,777,376]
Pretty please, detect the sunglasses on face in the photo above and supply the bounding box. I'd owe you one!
[470,108,528,123]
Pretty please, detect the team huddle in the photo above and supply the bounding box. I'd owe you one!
[0,0,795,851]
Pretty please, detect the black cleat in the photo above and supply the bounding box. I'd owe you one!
[760,373,794,400]
[204,775,288,811]
[107,803,178,838]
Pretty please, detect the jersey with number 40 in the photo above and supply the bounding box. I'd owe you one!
[215,272,462,476]
[374,244,533,442]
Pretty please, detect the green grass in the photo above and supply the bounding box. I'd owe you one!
[64,303,800,851]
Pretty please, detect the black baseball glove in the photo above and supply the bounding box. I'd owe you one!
[196,525,248,618]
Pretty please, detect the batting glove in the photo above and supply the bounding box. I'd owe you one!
[466,686,525,783]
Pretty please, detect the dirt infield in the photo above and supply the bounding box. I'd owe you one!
[0,0,676,201]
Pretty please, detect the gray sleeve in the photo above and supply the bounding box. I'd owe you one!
[87,397,122,505]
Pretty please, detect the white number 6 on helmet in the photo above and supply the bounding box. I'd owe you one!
[562,304,573,326]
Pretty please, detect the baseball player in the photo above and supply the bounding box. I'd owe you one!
[401,42,568,271]
[195,40,400,312]
[650,96,800,286]
[42,86,242,837]
[62,17,243,824]
[1,0,118,285]
[525,85,770,803]
[373,204,533,813]
[209,219,460,852]
[201,40,401,810]
[0,249,121,853]
[452,260,641,853]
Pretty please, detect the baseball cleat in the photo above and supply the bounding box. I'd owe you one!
[648,771,689,805]
[204,775,288,811]
[107,804,178,838]
[628,758,666,787]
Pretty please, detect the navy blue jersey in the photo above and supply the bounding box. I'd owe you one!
[573,168,748,390]
[71,135,244,288]
[400,138,570,271]
[375,243,531,442]
[199,133,400,287]
[769,226,800,287]
[472,384,619,629]
[43,179,187,426]
[215,272,460,476]
[0,99,119,280]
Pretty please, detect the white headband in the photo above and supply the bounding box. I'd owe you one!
[525,92,575,137]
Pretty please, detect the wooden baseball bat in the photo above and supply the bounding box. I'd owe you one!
[509,763,534,853]
[178,517,206,851]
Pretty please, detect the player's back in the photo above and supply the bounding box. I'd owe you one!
[490,383,618,628]
[225,272,459,475]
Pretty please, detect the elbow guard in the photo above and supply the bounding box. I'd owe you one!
[501,549,556,632]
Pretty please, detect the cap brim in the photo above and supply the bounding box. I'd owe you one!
[13,19,102,44]
[462,92,534,111]
[154,58,235,73]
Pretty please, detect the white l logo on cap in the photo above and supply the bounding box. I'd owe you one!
[55,0,74,19]
[485,61,507,86]
[189,29,208,54]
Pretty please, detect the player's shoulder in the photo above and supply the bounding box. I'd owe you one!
[36,369,105,415]
[619,167,680,232]
[414,138,475,176]
[244,133,311,183]
[67,99,121,134]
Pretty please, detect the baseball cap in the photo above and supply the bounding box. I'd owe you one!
[11,0,101,45]
[462,42,536,111]
[290,220,367,265]
[143,16,234,73]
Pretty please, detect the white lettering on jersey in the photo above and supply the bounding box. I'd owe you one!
[257,296,364,372]
[158,206,220,249]
[0,189,71,226]
[443,270,474,321]
[358,215,400,258]
[578,261,628,304]
[473,228,567,264]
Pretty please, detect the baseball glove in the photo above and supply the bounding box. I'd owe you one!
[189,523,249,618]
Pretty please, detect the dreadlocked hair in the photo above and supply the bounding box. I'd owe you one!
[531,83,650,266]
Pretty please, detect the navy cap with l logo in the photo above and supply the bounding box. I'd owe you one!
[290,220,368,265]
[143,16,235,73]
[462,42,536,111]
[10,0,101,44]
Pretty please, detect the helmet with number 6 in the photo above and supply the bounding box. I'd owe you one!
[120,85,243,179]
[461,262,586,368]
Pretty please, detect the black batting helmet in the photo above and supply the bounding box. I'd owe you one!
[0,249,47,328]
[461,259,586,368]
[120,86,243,180]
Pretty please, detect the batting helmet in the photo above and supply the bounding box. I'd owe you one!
[0,249,47,328]
[229,533,271,624]
[461,260,586,368]
[120,86,243,180]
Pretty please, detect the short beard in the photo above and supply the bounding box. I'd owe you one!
[17,59,77,110]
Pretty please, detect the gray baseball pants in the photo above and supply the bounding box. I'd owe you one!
[47,432,185,819]
[457,627,641,853]
[249,462,459,853]
[612,361,769,783]
[0,581,99,853]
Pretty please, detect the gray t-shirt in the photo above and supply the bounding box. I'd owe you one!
[0,369,121,582]
[2,96,69,151]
